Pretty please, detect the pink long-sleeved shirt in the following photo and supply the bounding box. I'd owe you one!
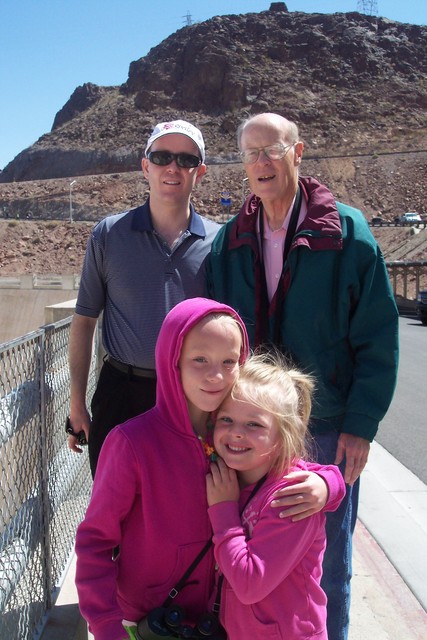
[209,464,345,639]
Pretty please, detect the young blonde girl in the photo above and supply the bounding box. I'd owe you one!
[207,351,345,640]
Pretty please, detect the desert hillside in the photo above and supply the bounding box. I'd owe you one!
[0,5,425,293]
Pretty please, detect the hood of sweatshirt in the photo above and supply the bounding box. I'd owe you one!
[154,297,249,437]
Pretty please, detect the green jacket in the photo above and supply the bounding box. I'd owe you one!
[207,177,399,441]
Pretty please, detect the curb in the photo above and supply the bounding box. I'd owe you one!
[358,441,427,612]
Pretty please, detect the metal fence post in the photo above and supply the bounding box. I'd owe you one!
[38,331,53,610]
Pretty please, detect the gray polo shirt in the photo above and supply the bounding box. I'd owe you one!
[75,199,220,369]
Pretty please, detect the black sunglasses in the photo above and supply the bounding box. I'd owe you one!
[147,150,201,169]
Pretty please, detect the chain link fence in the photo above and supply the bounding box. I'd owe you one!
[0,317,98,640]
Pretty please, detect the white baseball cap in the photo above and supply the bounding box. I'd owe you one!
[145,119,205,162]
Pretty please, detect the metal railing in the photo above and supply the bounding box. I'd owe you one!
[0,318,98,640]
[386,260,427,302]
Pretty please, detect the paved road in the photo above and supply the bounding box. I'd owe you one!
[376,315,427,484]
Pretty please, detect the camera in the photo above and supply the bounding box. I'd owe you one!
[65,416,88,445]
[135,605,226,639]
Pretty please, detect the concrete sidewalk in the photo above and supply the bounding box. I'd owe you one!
[39,442,427,640]
[351,441,427,639]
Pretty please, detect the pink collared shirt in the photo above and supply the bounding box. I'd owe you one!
[259,196,307,301]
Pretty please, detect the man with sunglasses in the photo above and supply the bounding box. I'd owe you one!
[207,112,399,640]
[67,119,219,477]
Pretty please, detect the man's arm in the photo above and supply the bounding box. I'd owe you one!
[68,313,98,453]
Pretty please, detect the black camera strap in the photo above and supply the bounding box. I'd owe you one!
[212,473,268,614]
[162,538,213,607]
[162,473,268,611]
[240,473,268,515]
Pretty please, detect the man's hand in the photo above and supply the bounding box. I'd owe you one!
[335,433,370,486]
[271,470,329,521]
[67,408,91,454]
[206,458,239,507]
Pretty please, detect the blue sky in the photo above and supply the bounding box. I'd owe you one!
[1,0,426,171]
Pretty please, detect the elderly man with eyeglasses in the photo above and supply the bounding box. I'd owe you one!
[207,112,399,640]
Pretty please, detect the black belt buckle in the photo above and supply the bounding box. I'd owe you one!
[65,417,88,445]
[106,355,156,379]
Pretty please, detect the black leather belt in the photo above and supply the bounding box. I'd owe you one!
[106,355,156,379]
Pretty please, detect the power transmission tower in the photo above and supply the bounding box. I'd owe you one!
[183,11,193,26]
[357,0,378,15]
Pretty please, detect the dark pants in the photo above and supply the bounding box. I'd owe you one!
[88,360,157,478]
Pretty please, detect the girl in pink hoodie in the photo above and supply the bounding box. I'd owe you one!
[207,352,345,639]
[75,299,344,640]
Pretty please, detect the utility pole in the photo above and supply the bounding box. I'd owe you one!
[69,180,76,223]
[183,11,193,26]
[357,0,378,16]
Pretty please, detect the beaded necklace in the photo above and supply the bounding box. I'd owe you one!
[196,421,218,461]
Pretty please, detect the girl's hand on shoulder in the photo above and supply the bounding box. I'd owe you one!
[206,457,239,506]
[270,470,328,521]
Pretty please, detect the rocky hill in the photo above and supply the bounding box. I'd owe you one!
[1,4,426,182]
[0,3,426,282]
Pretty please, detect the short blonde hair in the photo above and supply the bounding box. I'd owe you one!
[230,351,314,476]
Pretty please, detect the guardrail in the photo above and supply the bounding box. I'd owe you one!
[386,260,427,303]
[0,275,80,290]
[369,220,427,228]
[0,318,98,640]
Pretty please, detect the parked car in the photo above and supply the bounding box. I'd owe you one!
[394,212,422,225]
[416,290,427,326]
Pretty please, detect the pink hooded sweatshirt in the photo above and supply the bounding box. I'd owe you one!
[75,297,344,640]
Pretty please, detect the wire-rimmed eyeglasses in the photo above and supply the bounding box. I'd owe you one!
[239,142,296,165]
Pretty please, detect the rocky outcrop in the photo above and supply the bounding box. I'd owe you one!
[1,7,426,182]
[3,146,140,182]
[52,83,111,130]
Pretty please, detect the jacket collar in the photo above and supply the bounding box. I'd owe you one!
[230,176,343,252]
